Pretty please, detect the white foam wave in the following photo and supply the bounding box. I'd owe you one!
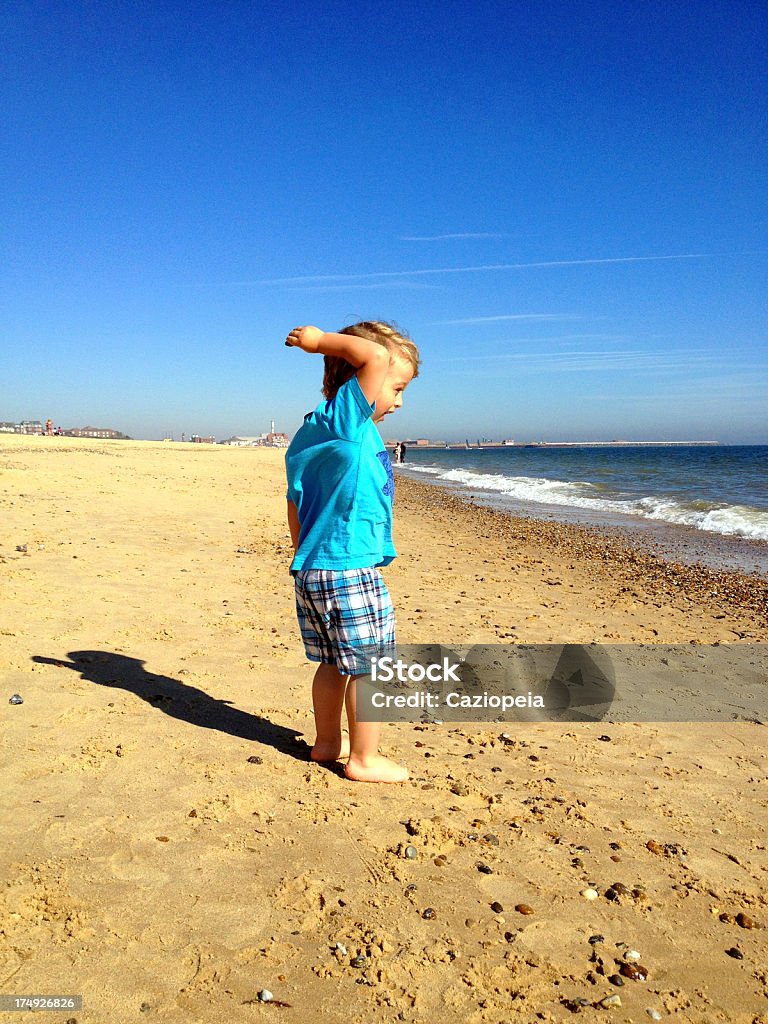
[413,467,768,540]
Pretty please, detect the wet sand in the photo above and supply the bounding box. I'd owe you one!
[1,435,766,1023]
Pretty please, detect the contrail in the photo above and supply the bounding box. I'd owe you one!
[254,252,714,286]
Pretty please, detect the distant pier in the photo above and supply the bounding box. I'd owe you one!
[411,440,720,450]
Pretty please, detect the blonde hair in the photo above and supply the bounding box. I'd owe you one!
[322,320,421,400]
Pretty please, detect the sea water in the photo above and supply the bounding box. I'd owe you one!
[395,445,768,577]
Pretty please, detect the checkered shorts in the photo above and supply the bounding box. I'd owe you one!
[294,568,396,675]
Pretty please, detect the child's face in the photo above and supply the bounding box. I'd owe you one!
[372,354,414,424]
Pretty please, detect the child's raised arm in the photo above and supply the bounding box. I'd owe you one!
[285,325,389,405]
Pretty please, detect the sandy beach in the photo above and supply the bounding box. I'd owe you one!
[1,435,766,1023]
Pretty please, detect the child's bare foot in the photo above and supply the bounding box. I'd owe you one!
[344,754,409,783]
[311,734,351,762]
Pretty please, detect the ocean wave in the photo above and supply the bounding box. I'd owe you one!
[405,466,768,540]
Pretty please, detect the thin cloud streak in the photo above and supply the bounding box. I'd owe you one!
[254,252,715,285]
[433,347,720,364]
[400,232,509,241]
[435,314,583,325]
[282,281,442,292]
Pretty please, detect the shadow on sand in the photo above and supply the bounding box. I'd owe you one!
[31,650,315,764]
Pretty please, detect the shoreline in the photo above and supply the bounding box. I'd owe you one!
[396,463,768,580]
[391,475,768,640]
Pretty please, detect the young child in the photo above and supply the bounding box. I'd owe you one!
[284,321,420,783]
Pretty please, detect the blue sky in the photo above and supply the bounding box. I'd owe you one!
[2,0,766,443]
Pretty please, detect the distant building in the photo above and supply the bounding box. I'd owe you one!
[19,420,44,435]
[266,431,289,447]
[66,426,130,439]
[190,434,216,444]
[220,431,289,448]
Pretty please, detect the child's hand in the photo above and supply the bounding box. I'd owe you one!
[285,325,324,352]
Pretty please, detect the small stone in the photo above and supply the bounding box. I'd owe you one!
[605,887,619,901]
[600,994,622,1008]
[620,962,648,981]
[247,755,263,764]
[477,863,493,874]
[483,833,500,845]
[450,782,468,796]
[140,1003,151,1012]
[9,694,23,705]
[334,942,347,956]
[422,907,436,920]
[588,934,605,945]
[625,949,642,962]
[581,888,599,900]
[726,946,744,959]
[598,735,611,742]
[719,912,735,924]
[490,901,504,914]
[258,989,273,1002]
[350,956,367,968]
[736,912,756,929]
[433,855,447,866]
[405,883,417,892]
[404,845,418,859]
[515,903,534,915]
[608,974,624,986]
[646,1010,663,1021]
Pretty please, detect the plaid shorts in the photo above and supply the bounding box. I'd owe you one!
[294,567,396,675]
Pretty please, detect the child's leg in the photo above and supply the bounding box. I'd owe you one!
[343,675,409,784]
[310,662,351,762]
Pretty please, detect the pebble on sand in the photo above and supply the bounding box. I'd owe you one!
[600,994,622,1008]
[736,912,757,929]
[581,888,599,900]
[515,903,535,915]
[620,962,649,981]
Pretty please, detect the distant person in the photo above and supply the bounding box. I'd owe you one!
[45,419,53,436]
[391,442,400,464]
[285,321,420,783]
[399,441,407,463]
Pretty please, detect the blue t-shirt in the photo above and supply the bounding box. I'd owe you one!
[285,375,396,571]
